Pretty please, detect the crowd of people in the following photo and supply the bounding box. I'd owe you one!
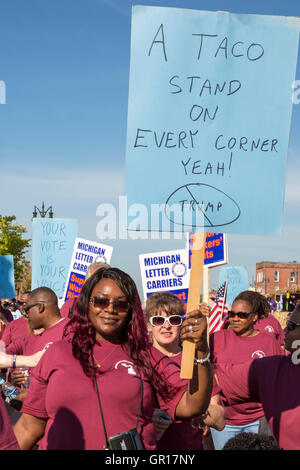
[0,261,299,451]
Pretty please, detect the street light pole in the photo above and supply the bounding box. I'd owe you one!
[32,202,54,219]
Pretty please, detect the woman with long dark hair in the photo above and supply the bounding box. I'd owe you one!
[13,267,212,450]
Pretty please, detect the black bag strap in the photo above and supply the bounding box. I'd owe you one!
[91,353,143,448]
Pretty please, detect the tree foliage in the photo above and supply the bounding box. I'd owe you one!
[0,215,31,285]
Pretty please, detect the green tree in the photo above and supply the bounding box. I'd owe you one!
[0,215,31,285]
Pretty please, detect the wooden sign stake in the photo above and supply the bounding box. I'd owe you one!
[180,232,206,379]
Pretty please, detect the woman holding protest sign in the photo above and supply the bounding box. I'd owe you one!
[145,292,225,450]
[204,290,283,450]
[13,267,213,450]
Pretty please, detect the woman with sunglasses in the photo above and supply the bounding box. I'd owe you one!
[146,292,225,450]
[14,267,213,450]
[207,290,283,450]
[214,304,300,450]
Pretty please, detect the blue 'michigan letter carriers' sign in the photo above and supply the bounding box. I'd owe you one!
[125,6,300,235]
[0,255,15,299]
[31,218,78,298]
[63,238,114,302]
[139,248,190,306]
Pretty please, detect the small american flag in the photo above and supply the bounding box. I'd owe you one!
[209,281,229,334]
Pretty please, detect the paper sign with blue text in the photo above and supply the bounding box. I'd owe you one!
[219,265,249,308]
[187,232,227,268]
[139,249,190,302]
[63,238,114,302]
[125,6,300,235]
[0,255,15,299]
[31,218,78,298]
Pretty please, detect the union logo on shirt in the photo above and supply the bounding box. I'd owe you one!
[265,325,274,333]
[114,360,137,375]
[251,350,266,359]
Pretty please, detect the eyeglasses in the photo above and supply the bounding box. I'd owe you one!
[23,301,46,317]
[149,315,183,327]
[90,296,130,313]
[286,320,300,331]
[228,310,253,319]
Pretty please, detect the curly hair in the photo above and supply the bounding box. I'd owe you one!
[222,432,281,450]
[233,291,271,320]
[64,267,177,399]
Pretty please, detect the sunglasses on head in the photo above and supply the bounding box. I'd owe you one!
[286,320,300,331]
[90,296,130,313]
[149,315,183,327]
[228,310,253,319]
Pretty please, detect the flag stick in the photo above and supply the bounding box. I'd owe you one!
[180,232,206,379]
[221,276,229,318]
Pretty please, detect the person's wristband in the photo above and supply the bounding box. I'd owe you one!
[194,348,210,365]
[11,354,17,369]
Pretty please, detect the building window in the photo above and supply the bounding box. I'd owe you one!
[257,271,263,283]
[290,271,295,283]
[274,270,279,282]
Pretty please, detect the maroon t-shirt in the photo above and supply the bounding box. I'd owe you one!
[215,355,300,450]
[0,396,19,450]
[1,317,30,348]
[21,341,190,450]
[6,318,68,356]
[60,297,78,319]
[210,329,283,425]
[157,352,220,450]
[255,314,285,346]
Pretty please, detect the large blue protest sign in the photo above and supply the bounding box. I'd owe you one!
[219,266,249,308]
[31,219,78,297]
[125,6,300,235]
[0,255,15,298]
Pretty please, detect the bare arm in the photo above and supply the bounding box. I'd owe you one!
[0,349,46,369]
[13,413,47,449]
[175,309,213,419]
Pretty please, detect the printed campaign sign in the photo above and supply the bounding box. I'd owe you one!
[219,266,249,308]
[125,6,300,235]
[187,232,227,268]
[0,255,15,299]
[31,218,78,298]
[63,238,114,302]
[139,249,190,307]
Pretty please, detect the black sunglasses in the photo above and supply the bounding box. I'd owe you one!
[286,320,300,331]
[90,296,130,313]
[23,301,46,316]
[228,310,253,319]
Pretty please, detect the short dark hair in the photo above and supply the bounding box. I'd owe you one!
[223,432,281,450]
[233,291,270,320]
[145,292,185,321]
[29,287,58,306]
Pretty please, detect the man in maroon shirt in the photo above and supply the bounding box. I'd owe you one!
[215,304,300,450]
[7,287,68,400]
[2,292,31,348]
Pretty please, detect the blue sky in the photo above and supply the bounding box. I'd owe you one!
[1,0,300,295]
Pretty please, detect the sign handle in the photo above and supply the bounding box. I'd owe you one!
[180,232,206,379]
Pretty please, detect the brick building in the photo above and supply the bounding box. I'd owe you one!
[256,261,300,295]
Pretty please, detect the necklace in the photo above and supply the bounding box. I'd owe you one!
[93,344,119,368]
